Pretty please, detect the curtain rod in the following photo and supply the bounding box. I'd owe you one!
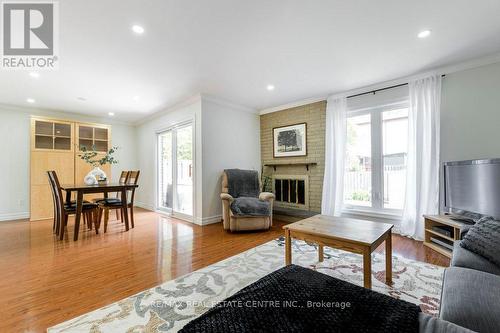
[346,74,446,99]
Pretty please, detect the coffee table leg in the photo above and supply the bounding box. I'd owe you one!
[363,249,372,289]
[318,244,324,262]
[285,229,291,265]
[386,231,392,285]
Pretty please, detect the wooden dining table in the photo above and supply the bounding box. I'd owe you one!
[60,183,139,241]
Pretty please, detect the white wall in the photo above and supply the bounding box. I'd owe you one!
[134,97,203,221]
[441,61,500,163]
[0,105,137,221]
[200,97,261,224]
[133,95,260,225]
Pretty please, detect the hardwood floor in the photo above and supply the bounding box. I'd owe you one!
[0,208,449,332]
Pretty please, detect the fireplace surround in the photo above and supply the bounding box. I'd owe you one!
[272,174,309,210]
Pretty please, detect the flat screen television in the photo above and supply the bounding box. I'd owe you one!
[443,158,500,221]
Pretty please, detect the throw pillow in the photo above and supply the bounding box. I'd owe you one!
[460,219,500,267]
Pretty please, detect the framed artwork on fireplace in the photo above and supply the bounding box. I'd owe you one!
[273,123,307,157]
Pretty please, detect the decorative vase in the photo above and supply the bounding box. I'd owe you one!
[84,174,97,185]
[85,167,107,184]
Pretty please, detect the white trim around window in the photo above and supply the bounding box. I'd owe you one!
[343,101,409,217]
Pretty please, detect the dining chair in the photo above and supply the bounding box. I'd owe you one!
[93,170,129,221]
[47,171,99,240]
[97,170,140,233]
[47,171,60,235]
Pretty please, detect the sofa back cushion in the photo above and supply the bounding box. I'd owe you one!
[460,219,500,268]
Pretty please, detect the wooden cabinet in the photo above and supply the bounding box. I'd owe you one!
[74,123,112,201]
[31,118,75,221]
[30,118,112,221]
[76,123,110,152]
[423,215,467,258]
[32,119,74,151]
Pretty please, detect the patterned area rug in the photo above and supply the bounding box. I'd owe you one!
[48,238,444,332]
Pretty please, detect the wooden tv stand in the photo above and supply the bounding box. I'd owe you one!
[423,215,470,258]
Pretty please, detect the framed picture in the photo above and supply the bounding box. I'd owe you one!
[273,123,307,157]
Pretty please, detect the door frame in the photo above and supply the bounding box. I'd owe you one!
[155,119,196,222]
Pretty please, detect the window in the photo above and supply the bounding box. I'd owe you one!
[344,104,408,214]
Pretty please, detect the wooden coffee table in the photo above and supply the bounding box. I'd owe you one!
[283,215,393,289]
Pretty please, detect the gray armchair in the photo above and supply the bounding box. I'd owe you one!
[220,169,274,231]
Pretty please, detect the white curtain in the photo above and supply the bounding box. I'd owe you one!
[321,96,347,216]
[401,74,442,240]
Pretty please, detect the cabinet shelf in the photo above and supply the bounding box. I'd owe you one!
[424,228,455,242]
[423,215,466,259]
[423,241,452,258]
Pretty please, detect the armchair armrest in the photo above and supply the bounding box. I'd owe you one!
[259,192,275,201]
[220,193,234,202]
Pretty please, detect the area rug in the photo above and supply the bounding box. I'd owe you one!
[48,238,444,332]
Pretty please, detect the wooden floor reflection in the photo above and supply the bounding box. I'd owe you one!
[0,208,449,332]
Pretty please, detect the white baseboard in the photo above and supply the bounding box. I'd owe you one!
[194,215,222,226]
[0,212,30,222]
[135,202,155,211]
[133,202,221,226]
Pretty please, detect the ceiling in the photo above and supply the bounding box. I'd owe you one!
[1,0,500,123]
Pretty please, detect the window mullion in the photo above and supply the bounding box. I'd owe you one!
[371,109,383,210]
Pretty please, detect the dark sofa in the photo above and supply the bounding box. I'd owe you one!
[439,241,500,333]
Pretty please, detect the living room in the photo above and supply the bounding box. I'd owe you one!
[0,1,499,332]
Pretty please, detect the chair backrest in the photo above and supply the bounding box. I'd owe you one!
[47,171,59,224]
[222,169,261,198]
[119,171,129,184]
[47,171,65,221]
[127,170,140,186]
[126,170,140,203]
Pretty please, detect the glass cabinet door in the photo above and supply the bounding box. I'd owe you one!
[33,119,72,151]
[77,125,109,152]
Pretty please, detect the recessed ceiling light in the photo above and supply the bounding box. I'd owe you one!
[133,95,140,102]
[266,84,275,91]
[132,25,145,34]
[27,98,35,103]
[29,72,40,78]
[418,30,431,38]
[108,112,115,116]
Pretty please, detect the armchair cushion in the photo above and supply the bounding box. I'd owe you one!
[230,197,271,216]
[224,169,260,198]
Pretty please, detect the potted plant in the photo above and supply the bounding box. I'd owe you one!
[78,145,119,184]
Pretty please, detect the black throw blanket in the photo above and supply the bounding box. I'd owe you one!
[230,197,271,216]
[180,265,420,333]
[225,169,260,198]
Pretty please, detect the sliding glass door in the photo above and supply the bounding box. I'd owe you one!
[157,123,193,218]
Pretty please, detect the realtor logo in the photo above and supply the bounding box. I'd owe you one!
[1,1,59,69]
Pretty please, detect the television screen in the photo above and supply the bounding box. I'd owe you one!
[444,159,500,219]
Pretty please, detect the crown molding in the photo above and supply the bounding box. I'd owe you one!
[259,52,500,115]
[0,103,133,126]
[259,95,327,115]
[133,94,202,126]
[201,93,257,114]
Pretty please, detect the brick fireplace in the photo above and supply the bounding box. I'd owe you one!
[260,100,326,216]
